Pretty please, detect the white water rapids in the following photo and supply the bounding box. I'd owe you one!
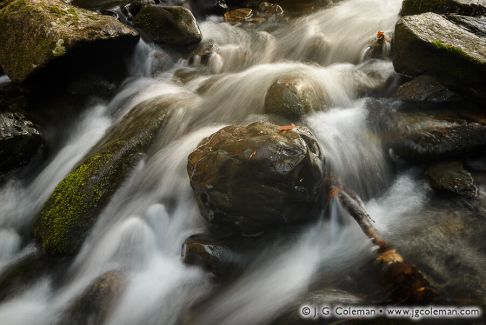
[1,0,486,324]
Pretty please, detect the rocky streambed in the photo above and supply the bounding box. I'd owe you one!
[0,0,486,324]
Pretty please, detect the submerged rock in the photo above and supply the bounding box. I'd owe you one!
[187,121,325,234]
[425,161,478,199]
[0,112,43,173]
[0,251,56,302]
[0,0,139,83]
[133,6,202,46]
[390,122,486,163]
[264,75,328,119]
[33,97,174,256]
[60,271,125,325]
[400,0,486,16]
[393,13,486,100]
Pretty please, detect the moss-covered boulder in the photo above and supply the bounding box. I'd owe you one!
[400,0,486,16]
[60,271,125,325]
[0,0,139,83]
[264,75,328,119]
[425,161,478,199]
[133,5,202,46]
[392,13,486,100]
[187,121,325,234]
[33,97,174,256]
[0,112,43,173]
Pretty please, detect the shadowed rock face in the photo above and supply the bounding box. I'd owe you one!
[400,0,486,16]
[393,13,486,100]
[0,0,139,84]
[0,112,43,173]
[33,97,175,256]
[187,121,326,234]
[425,161,478,199]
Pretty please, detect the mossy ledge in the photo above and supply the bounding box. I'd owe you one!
[33,98,174,256]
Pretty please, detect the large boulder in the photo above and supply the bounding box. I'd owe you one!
[425,161,478,199]
[33,97,175,256]
[392,13,486,100]
[400,0,486,16]
[187,121,325,234]
[0,0,139,83]
[264,75,328,119]
[60,271,125,325]
[133,6,202,46]
[0,112,43,173]
[395,75,459,103]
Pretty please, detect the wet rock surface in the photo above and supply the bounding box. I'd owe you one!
[0,0,139,84]
[390,122,486,163]
[60,271,125,325]
[133,5,202,46]
[393,13,486,100]
[0,112,43,173]
[400,0,486,16]
[395,75,459,103]
[187,121,326,234]
[33,97,175,256]
[264,75,328,119]
[425,161,478,199]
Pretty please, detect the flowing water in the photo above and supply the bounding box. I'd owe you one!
[1,0,486,324]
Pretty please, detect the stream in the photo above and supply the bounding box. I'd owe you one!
[1,0,485,324]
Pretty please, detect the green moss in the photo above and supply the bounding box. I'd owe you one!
[431,39,481,64]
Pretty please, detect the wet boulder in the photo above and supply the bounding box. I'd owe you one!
[0,112,43,173]
[264,75,328,119]
[0,0,139,84]
[189,0,228,17]
[393,13,486,100]
[187,121,325,234]
[400,0,486,16]
[33,97,176,256]
[224,8,254,24]
[425,161,478,199]
[390,122,486,163]
[133,6,202,46]
[60,271,125,325]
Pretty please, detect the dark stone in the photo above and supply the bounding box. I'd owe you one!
[60,271,125,325]
[187,121,326,234]
[447,14,486,37]
[33,96,176,256]
[133,5,202,46]
[189,0,228,16]
[400,0,486,16]
[390,122,486,163]
[392,13,486,100]
[395,75,459,103]
[425,161,478,199]
[0,112,43,173]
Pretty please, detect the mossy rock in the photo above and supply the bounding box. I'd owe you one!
[33,97,174,256]
[133,5,202,46]
[0,0,139,83]
[400,0,486,16]
[392,13,486,100]
[59,271,125,325]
